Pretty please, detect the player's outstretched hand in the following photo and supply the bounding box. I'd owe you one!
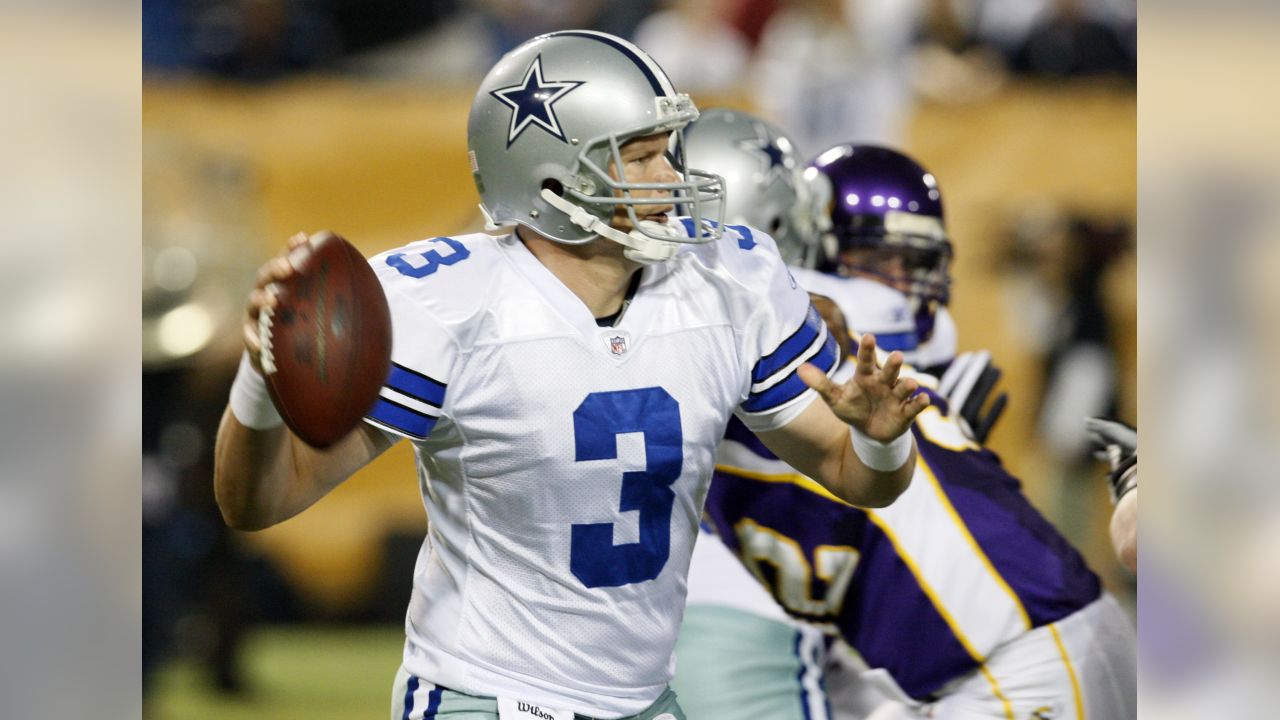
[798,333,930,443]
[242,232,310,374]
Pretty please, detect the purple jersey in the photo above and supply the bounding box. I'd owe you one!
[702,391,1101,700]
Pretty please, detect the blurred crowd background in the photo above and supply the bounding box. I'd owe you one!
[140,0,1138,717]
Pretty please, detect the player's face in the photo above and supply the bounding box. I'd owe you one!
[608,132,679,231]
[838,247,910,293]
[837,244,945,297]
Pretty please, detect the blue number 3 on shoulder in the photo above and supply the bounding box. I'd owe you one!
[387,237,471,278]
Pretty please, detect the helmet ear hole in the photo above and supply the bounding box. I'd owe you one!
[768,217,783,234]
[541,179,565,197]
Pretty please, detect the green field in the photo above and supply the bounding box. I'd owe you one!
[149,625,404,719]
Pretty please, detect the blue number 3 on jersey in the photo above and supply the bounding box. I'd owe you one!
[386,237,471,278]
[570,387,683,588]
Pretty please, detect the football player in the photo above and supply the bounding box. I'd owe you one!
[213,32,929,720]
[673,111,1136,720]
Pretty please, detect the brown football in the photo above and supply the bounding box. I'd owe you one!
[260,231,391,447]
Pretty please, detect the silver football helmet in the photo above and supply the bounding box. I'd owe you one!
[468,30,724,264]
[682,108,818,266]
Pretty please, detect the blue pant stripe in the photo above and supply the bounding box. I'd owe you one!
[794,630,829,720]
[402,676,419,720]
[422,684,444,719]
[795,632,813,720]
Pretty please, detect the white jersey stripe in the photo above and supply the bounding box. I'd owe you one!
[867,457,1030,660]
[380,387,443,419]
[916,460,1032,631]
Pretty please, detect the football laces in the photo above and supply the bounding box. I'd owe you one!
[258,291,278,375]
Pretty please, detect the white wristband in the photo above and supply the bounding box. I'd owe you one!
[850,427,913,472]
[229,352,284,429]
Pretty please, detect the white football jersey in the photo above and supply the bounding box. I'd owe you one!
[912,305,957,369]
[789,269,917,351]
[363,221,838,717]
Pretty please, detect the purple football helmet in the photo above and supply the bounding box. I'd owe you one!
[804,144,953,340]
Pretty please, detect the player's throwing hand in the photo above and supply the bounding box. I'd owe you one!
[798,333,929,442]
[241,232,309,374]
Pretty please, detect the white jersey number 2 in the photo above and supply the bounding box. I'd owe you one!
[570,387,683,589]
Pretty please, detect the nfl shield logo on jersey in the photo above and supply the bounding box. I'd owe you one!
[608,335,628,356]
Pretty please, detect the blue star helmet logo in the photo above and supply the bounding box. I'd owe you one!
[490,55,585,148]
[735,122,794,188]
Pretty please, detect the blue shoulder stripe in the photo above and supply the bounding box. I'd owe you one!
[752,305,824,384]
[742,329,838,413]
[422,684,444,719]
[368,397,438,439]
[386,363,446,408]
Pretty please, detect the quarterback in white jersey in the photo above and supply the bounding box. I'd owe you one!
[366,220,845,714]
[214,32,929,720]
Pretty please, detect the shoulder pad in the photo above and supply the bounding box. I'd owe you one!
[368,232,502,336]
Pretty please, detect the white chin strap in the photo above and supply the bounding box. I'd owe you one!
[539,189,681,265]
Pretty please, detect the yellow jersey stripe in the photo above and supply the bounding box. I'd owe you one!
[1049,623,1086,720]
[978,665,1017,720]
[713,464,852,507]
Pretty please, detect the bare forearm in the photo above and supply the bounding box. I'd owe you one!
[758,399,917,509]
[1110,488,1137,573]
[213,408,381,530]
[214,408,304,530]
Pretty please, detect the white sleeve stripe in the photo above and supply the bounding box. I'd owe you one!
[380,387,443,418]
